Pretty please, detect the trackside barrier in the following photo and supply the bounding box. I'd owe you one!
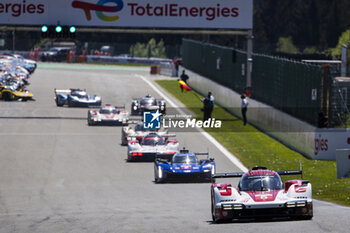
[159,62,177,77]
[336,149,350,178]
[178,66,347,161]
[86,55,171,65]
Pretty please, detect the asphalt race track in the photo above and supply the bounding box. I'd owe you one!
[0,63,349,233]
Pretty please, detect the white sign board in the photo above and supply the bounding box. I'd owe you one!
[313,128,350,160]
[336,149,350,178]
[0,0,253,29]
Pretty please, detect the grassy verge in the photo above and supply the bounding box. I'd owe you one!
[156,80,350,206]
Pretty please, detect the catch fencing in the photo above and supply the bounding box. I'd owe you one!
[182,39,324,126]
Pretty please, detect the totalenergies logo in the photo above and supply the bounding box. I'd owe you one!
[72,0,124,21]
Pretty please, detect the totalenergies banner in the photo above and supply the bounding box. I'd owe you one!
[0,0,253,29]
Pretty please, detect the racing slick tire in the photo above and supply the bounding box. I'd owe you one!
[56,97,64,107]
[2,92,12,101]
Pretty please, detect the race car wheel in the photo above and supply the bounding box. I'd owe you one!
[2,92,12,101]
[56,97,64,107]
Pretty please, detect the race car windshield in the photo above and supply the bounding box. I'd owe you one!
[172,155,197,164]
[142,136,165,146]
[141,98,156,105]
[72,92,88,98]
[100,109,117,114]
[240,175,282,191]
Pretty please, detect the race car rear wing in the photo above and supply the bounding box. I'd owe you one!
[212,172,245,179]
[212,170,303,179]
[54,88,86,95]
[54,88,72,95]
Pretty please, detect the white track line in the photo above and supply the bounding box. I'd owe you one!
[136,74,248,172]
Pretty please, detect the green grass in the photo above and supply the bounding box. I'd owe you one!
[156,80,350,206]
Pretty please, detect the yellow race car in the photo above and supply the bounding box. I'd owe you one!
[0,85,33,101]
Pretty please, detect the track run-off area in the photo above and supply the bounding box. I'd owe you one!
[0,63,349,233]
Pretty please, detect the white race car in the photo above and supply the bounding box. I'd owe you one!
[211,166,313,222]
[127,133,179,161]
[88,104,129,126]
[121,123,168,145]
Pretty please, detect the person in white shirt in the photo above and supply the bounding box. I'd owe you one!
[241,92,249,126]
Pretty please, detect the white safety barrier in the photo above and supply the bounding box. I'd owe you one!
[86,56,171,65]
[336,149,350,178]
[159,62,177,77]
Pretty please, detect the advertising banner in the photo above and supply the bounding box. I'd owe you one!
[313,129,350,160]
[0,0,253,29]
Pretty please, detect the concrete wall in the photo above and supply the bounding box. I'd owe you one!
[180,66,316,159]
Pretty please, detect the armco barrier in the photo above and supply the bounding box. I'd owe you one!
[180,66,350,160]
[86,55,171,65]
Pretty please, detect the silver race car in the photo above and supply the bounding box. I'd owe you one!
[127,133,179,162]
[121,123,168,145]
[211,166,313,222]
[131,94,166,115]
[55,88,102,107]
[88,104,129,126]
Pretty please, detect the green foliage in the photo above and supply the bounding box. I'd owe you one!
[156,79,350,206]
[331,28,350,56]
[303,46,317,54]
[130,38,166,58]
[31,38,51,51]
[276,36,299,54]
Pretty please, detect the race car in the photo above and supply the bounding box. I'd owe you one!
[211,166,313,222]
[154,149,216,183]
[127,133,179,162]
[0,85,33,101]
[131,94,166,115]
[54,88,101,107]
[121,123,168,145]
[87,104,129,126]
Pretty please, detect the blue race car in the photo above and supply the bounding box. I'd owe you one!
[54,88,102,107]
[154,149,216,183]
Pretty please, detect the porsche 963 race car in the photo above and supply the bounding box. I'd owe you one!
[88,104,129,126]
[121,123,168,145]
[127,133,179,162]
[131,94,166,115]
[154,149,216,183]
[211,166,313,222]
[55,88,101,107]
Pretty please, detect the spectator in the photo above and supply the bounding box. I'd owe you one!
[202,92,214,121]
[241,92,249,126]
[180,70,189,83]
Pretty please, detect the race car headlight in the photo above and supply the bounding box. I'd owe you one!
[204,169,211,172]
[222,204,232,210]
[158,166,162,178]
[296,201,307,207]
[233,204,244,210]
[286,202,296,208]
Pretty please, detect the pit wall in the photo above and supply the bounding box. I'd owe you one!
[179,66,316,159]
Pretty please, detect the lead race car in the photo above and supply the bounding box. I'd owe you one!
[211,166,313,222]
[127,133,179,162]
[131,94,166,115]
[54,88,101,107]
[121,123,168,145]
[154,148,216,183]
[88,104,129,126]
